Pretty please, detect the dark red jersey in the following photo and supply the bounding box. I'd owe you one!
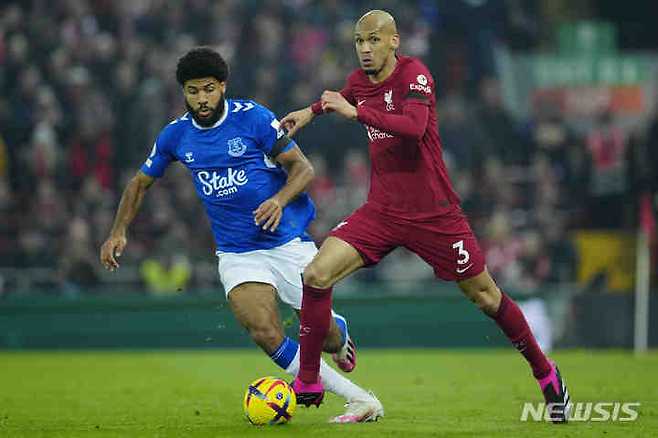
[316,55,460,219]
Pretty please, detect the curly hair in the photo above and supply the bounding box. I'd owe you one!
[176,47,229,85]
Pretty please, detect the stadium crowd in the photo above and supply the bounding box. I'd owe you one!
[0,0,655,296]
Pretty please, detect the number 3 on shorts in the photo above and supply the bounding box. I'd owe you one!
[452,240,470,265]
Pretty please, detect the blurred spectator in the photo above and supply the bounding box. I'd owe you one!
[542,216,578,284]
[517,231,551,292]
[476,77,528,165]
[141,256,191,295]
[529,102,570,174]
[525,99,591,214]
[57,215,100,295]
[481,209,524,289]
[585,111,627,228]
[341,149,368,210]
[307,154,337,240]
[439,92,488,172]
[377,249,435,292]
[435,0,506,91]
[140,222,192,295]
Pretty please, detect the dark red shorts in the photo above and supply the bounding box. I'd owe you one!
[328,203,485,281]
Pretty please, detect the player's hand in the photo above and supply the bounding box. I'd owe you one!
[280,107,314,137]
[100,234,127,271]
[321,91,357,120]
[254,198,283,232]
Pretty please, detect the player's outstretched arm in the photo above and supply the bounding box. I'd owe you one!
[253,145,314,232]
[282,82,354,136]
[322,89,429,139]
[100,171,155,271]
[320,91,358,120]
[280,106,316,137]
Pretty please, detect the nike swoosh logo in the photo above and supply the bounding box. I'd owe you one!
[456,263,474,274]
[357,99,366,106]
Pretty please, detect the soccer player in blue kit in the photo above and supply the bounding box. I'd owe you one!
[100,48,383,423]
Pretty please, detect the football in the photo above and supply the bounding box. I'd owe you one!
[243,377,297,425]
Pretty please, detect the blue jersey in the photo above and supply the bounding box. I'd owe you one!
[140,99,316,253]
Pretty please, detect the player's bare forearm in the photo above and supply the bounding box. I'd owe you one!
[101,172,154,271]
[254,146,314,232]
[320,90,357,120]
[109,172,154,237]
[274,156,314,207]
[280,107,315,137]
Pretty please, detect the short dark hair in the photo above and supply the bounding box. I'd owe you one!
[176,47,229,85]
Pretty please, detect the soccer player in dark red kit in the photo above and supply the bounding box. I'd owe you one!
[281,10,570,423]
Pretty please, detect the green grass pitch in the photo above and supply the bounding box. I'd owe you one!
[0,349,656,437]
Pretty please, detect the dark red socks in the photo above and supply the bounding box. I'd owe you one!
[298,284,333,383]
[492,293,552,378]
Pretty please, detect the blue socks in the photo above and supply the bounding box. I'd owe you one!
[270,337,299,369]
[333,314,348,347]
[270,314,348,370]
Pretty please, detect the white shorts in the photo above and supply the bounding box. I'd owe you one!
[217,238,318,309]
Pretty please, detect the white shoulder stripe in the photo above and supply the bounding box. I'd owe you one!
[232,102,255,113]
[169,113,189,124]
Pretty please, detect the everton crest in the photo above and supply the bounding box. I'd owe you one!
[227,137,247,157]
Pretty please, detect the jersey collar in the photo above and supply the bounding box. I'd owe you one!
[190,98,229,130]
